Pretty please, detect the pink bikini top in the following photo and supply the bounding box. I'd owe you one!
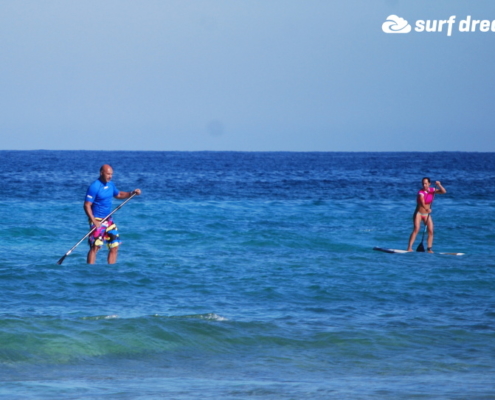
[417,187,435,205]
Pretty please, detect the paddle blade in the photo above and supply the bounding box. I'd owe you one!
[416,242,425,252]
[57,255,67,265]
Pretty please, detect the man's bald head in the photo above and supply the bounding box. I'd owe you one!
[99,164,113,183]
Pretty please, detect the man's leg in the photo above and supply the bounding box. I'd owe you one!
[108,246,119,264]
[106,222,120,264]
[87,246,100,264]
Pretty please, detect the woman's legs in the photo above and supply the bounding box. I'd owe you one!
[407,212,422,251]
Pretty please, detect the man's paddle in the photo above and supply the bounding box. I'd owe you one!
[416,193,435,252]
[57,193,137,265]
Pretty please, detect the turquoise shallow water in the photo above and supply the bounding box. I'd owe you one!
[0,151,494,399]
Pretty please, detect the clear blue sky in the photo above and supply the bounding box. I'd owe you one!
[1,1,494,151]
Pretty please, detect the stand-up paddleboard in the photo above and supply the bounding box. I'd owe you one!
[373,247,464,256]
[373,247,409,254]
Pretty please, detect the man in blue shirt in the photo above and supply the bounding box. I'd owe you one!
[84,164,141,264]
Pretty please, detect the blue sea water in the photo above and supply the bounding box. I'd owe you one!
[0,151,494,399]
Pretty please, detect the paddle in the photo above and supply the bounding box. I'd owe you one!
[416,192,435,252]
[57,193,137,265]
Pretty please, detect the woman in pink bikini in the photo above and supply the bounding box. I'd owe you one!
[407,177,447,253]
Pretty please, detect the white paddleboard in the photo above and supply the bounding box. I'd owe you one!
[373,247,464,256]
[373,247,409,254]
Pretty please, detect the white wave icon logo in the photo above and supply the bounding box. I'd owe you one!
[382,15,411,33]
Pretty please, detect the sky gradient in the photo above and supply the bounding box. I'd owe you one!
[1,1,494,151]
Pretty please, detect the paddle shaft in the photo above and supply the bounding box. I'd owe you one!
[57,193,137,264]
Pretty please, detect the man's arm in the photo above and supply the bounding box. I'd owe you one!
[83,201,100,228]
[115,189,142,199]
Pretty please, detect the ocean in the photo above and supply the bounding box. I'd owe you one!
[0,151,494,399]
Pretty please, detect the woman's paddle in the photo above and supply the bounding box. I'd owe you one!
[57,193,137,265]
[416,193,435,252]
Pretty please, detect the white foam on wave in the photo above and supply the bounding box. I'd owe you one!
[200,313,228,321]
[152,313,229,321]
[82,314,119,320]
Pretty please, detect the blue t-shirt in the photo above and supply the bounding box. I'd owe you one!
[85,179,120,218]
